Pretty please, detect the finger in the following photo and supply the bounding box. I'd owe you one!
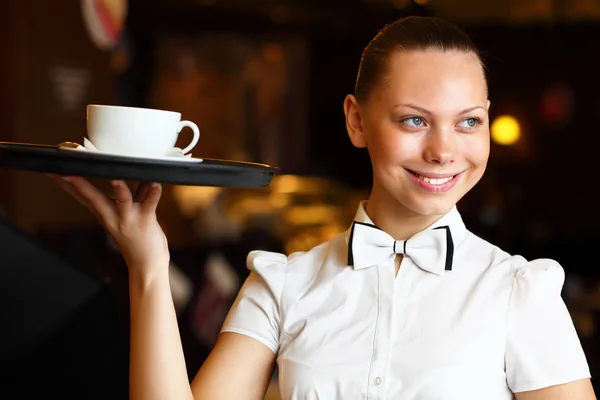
[134,182,151,203]
[66,176,117,222]
[110,180,133,216]
[140,183,162,214]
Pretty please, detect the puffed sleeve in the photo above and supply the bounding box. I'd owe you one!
[505,259,591,392]
[220,250,288,354]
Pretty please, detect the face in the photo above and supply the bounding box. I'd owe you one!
[344,49,490,217]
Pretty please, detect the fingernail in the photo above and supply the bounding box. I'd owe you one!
[151,183,160,189]
[110,180,119,186]
[61,176,71,183]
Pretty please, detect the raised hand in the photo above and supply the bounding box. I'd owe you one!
[47,175,170,273]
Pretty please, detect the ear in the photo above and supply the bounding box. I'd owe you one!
[344,94,368,148]
[486,99,491,112]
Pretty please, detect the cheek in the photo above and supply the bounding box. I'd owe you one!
[369,130,417,164]
[463,135,490,167]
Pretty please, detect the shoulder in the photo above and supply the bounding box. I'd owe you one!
[460,231,566,295]
[246,232,347,277]
[460,230,510,261]
[509,257,566,298]
[503,259,589,392]
[246,249,288,272]
[289,232,348,270]
[462,230,561,274]
[481,232,565,289]
[457,230,523,274]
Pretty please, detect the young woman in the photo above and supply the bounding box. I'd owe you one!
[49,16,595,400]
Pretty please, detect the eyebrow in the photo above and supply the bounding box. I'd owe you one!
[394,104,487,115]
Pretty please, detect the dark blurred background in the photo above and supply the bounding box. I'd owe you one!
[1,0,599,398]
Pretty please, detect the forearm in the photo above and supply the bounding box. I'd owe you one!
[514,379,596,400]
[128,264,194,400]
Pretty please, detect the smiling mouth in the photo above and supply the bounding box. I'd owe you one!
[405,169,460,186]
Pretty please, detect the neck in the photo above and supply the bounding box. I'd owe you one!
[365,185,447,241]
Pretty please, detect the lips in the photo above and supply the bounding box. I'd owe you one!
[405,168,463,192]
[407,170,457,185]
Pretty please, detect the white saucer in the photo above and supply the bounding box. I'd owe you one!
[58,142,203,163]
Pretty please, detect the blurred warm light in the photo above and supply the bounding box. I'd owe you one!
[270,175,331,195]
[269,192,291,209]
[284,204,339,226]
[414,0,431,5]
[262,43,285,63]
[284,222,346,255]
[171,174,356,251]
[491,115,520,145]
[227,196,275,220]
[172,186,222,217]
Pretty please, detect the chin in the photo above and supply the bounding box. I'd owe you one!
[399,195,459,217]
[373,173,474,218]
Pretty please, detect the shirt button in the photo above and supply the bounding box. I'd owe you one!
[374,377,383,386]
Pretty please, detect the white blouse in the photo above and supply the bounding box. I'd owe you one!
[221,202,590,399]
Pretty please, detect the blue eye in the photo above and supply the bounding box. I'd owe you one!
[458,117,480,128]
[403,117,425,127]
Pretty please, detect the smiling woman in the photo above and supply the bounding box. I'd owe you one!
[48,15,595,400]
[345,48,490,232]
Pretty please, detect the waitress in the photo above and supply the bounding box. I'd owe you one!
[49,15,594,400]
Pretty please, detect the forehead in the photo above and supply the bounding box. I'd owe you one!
[376,50,488,111]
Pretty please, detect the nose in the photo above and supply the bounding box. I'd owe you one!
[423,128,454,165]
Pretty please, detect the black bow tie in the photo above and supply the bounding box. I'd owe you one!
[347,222,454,274]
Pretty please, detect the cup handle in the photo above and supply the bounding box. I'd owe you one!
[178,120,200,155]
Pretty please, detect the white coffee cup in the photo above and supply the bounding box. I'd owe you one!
[86,105,200,158]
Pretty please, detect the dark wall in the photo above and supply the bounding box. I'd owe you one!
[1,0,115,229]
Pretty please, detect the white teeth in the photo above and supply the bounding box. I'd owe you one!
[417,174,453,185]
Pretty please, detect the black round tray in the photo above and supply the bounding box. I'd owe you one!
[0,142,278,188]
